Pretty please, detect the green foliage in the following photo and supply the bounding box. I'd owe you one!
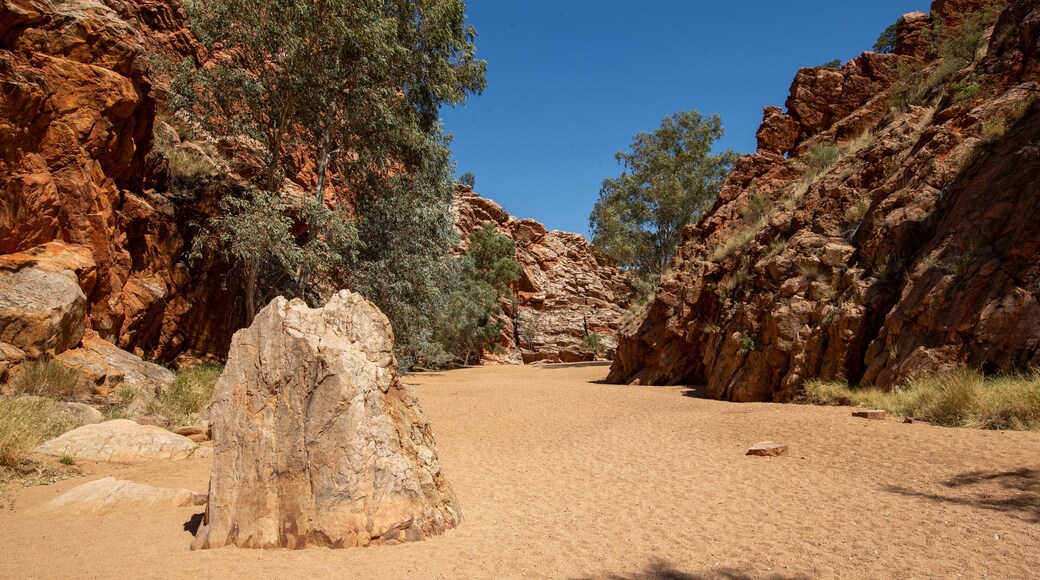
[434,223,522,365]
[59,455,74,466]
[8,359,80,401]
[590,109,738,284]
[804,370,1040,431]
[873,19,901,54]
[146,364,223,427]
[951,77,980,103]
[458,172,476,188]
[738,332,757,353]
[580,332,606,356]
[467,223,523,294]
[346,132,462,368]
[820,59,842,70]
[191,188,357,325]
[890,6,1005,112]
[928,4,1005,65]
[175,0,486,199]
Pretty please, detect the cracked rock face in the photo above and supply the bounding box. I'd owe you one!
[191,290,461,550]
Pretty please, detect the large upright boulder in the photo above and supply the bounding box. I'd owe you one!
[191,291,461,550]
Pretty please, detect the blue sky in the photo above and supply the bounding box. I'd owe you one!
[440,1,929,235]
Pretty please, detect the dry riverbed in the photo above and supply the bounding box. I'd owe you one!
[1,363,1038,579]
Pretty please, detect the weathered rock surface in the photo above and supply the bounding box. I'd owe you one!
[40,477,206,515]
[52,401,104,426]
[36,419,209,462]
[455,189,632,363]
[54,335,174,414]
[610,0,1040,400]
[191,291,461,550]
[852,410,887,420]
[0,0,237,363]
[0,261,86,357]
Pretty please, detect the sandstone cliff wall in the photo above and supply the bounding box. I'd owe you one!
[609,0,1040,400]
[455,188,632,363]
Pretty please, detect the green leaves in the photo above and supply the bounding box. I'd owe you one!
[590,109,738,285]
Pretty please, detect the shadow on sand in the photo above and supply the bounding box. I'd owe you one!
[537,361,613,370]
[884,467,1040,524]
[573,558,810,579]
[184,512,204,536]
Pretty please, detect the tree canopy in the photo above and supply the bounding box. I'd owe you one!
[589,109,738,288]
[177,0,486,200]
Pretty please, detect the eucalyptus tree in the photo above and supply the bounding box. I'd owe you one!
[589,109,738,288]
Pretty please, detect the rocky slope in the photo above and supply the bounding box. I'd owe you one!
[609,0,1040,400]
[455,188,632,363]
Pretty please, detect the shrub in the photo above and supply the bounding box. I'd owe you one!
[0,397,70,468]
[580,332,606,356]
[8,359,80,401]
[951,77,980,103]
[711,193,774,262]
[163,145,217,187]
[820,59,842,70]
[843,197,872,229]
[804,143,841,178]
[145,363,222,426]
[804,369,1040,431]
[738,332,757,353]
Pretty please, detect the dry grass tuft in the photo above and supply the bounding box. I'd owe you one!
[0,397,71,468]
[8,359,80,401]
[804,369,1040,431]
[145,363,222,426]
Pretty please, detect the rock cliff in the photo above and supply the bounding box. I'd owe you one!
[609,0,1040,400]
[0,0,233,361]
[455,188,632,363]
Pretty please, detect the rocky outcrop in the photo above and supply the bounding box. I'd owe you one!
[191,291,461,550]
[54,334,174,413]
[455,189,632,363]
[0,0,234,364]
[609,0,1040,400]
[36,419,210,462]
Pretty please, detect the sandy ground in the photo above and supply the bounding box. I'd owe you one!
[1,363,1038,579]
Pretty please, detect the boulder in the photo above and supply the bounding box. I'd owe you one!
[52,402,104,427]
[0,341,27,383]
[40,477,206,515]
[54,336,175,414]
[36,419,209,463]
[0,266,87,357]
[191,291,461,550]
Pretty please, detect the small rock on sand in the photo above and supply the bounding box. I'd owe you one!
[747,441,788,456]
[852,409,886,420]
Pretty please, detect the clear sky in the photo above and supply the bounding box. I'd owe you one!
[440,1,930,235]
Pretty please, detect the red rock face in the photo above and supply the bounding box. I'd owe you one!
[0,0,233,361]
[455,189,632,363]
[609,0,1040,400]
